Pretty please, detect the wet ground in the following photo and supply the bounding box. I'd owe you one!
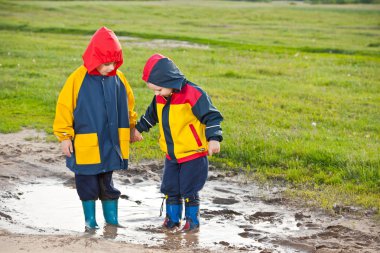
[0,129,379,253]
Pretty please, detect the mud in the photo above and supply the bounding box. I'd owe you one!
[0,129,379,253]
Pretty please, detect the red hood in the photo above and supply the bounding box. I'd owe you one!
[82,27,123,76]
[142,53,185,90]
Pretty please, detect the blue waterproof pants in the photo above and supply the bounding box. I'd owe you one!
[160,156,208,199]
[75,171,121,201]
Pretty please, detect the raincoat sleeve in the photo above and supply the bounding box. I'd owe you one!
[118,72,138,128]
[53,70,82,142]
[192,90,223,142]
[135,96,158,133]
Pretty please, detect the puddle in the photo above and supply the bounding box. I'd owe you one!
[0,130,379,253]
[1,175,325,252]
[1,171,380,252]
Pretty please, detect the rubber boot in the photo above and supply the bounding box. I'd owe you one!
[82,200,99,229]
[101,199,119,225]
[163,196,183,229]
[182,205,200,232]
[163,203,183,229]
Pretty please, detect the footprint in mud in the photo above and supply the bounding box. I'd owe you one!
[246,211,282,224]
[202,209,242,220]
[212,197,239,205]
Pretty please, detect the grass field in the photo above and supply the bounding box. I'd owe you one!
[0,0,379,212]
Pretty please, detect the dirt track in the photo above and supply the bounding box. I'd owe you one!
[0,129,379,253]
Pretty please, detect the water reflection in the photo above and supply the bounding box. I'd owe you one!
[2,176,324,252]
[103,224,118,239]
[161,230,200,250]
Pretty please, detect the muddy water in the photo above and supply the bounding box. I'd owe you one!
[0,130,379,253]
[2,176,292,251]
[2,168,379,253]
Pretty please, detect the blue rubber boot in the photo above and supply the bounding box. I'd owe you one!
[81,200,99,229]
[163,196,183,229]
[182,205,200,232]
[163,203,183,229]
[101,199,119,225]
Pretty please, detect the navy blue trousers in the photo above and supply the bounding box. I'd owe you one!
[75,171,121,201]
[160,156,208,201]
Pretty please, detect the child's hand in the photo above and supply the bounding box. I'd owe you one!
[130,128,143,143]
[61,139,73,157]
[208,140,220,156]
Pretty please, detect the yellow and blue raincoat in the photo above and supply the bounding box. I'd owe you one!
[53,27,137,175]
[136,54,223,163]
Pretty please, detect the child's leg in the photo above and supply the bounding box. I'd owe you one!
[75,174,101,229]
[75,174,101,200]
[98,171,121,200]
[179,156,209,231]
[98,171,121,225]
[160,158,182,228]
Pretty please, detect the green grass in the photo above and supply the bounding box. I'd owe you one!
[0,0,379,213]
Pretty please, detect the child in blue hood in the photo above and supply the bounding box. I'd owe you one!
[53,27,142,230]
[135,53,223,232]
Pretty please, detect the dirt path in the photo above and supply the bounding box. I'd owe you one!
[0,129,379,253]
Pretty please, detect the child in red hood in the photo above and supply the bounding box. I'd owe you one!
[53,27,142,230]
[135,54,223,232]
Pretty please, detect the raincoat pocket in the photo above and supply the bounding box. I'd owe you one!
[189,124,203,147]
[118,128,130,159]
[74,133,101,165]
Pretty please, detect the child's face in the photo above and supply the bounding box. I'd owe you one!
[96,62,116,76]
[147,82,173,97]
